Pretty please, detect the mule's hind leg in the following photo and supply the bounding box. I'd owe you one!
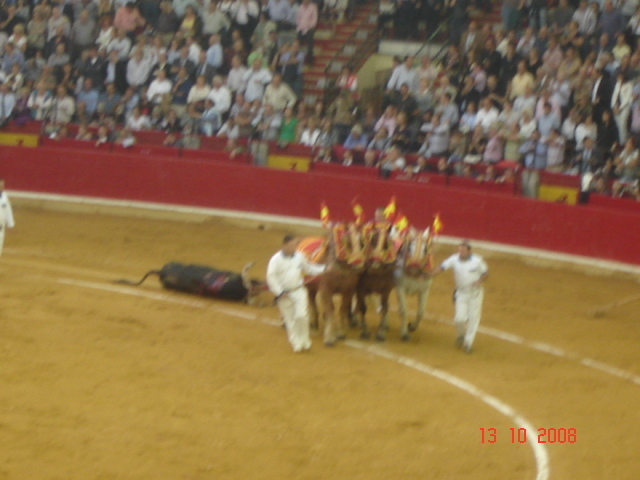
[320,289,337,346]
[357,293,370,339]
[396,282,410,341]
[409,279,432,333]
[375,291,391,342]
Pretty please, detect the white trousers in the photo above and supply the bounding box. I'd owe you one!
[614,108,631,144]
[454,288,484,349]
[277,288,311,352]
[0,226,5,256]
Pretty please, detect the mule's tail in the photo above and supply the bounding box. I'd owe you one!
[114,270,161,286]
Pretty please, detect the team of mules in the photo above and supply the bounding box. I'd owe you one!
[298,222,435,346]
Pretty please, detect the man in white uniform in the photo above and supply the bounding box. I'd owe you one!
[267,235,325,352]
[0,179,15,256]
[431,240,488,353]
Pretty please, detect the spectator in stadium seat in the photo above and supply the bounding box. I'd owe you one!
[546,128,566,172]
[600,0,626,43]
[242,57,272,103]
[5,63,24,92]
[202,1,231,35]
[475,97,499,134]
[368,126,391,152]
[380,145,406,174]
[483,125,504,164]
[0,82,15,125]
[279,40,305,96]
[155,1,179,44]
[434,92,459,127]
[500,121,522,162]
[537,102,561,141]
[71,10,97,58]
[170,66,193,116]
[27,10,48,54]
[296,0,317,64]
[171,45,196,81]
[98,82,121,116]
[263,72,297,112]
[418,112,449,158]
[253,103,282,141]
[179,6,202,39]
[27,81,52,120]
[107,29,132,60]
[206,75,232,117]
[343,124,368,150]
[114,2,146,34]
[519,129,548,170]
[278,106,298,144]
[187,74,211,111]
[299,117,320,147]
[374,105,398,136]
[77,77,99,116]
[126,106,151,130]
[597,109,620,153]
[614,137,640,183]
[126,47,153,89]
[205,34,224,74]
[114,127,136,147]
[47,7,71,42]
[147,69,172,105]
[48,84,75,124]
[1,42,23,77]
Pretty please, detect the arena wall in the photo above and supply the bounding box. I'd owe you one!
[1,145,639,265]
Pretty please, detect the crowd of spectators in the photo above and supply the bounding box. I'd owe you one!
[0,0,639,201]
[0,0,324,149]
[363,0,640,200]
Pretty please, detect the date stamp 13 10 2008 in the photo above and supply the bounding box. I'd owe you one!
[480,428,577,444]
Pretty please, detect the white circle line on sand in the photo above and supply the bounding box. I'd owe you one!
[10,190,640,275]
[9,251,640,387]
[345,340,549,480]
[54,276,549,480]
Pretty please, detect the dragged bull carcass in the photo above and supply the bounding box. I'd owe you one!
[116,262,268,305]
[395,228,434,341]
[356,222,400,341]
[298,223,365,346]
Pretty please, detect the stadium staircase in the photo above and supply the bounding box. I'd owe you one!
[303,1,379,104]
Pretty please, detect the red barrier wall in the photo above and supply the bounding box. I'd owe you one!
[2,145,640,265]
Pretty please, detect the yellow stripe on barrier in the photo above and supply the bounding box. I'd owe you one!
[267,155,310,172]
[538,185,579,205]
[0,132,39,147]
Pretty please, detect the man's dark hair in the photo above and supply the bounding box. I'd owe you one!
[283,234,296,244]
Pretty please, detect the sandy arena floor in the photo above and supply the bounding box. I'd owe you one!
[0,199,639,480]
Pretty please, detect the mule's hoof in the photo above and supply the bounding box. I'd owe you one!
[401,333,410,342]
[348,319,358,328]
[360,331,370,340]
[324,340,336,347]
[408,323,417,333]
[337,333,346,341]
[375,333,386,342]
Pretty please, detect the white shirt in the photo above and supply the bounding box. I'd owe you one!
[266,250,325,297]
[386,64,417,92]
[0,191,15,229]
[475,106,499,132]
[440,252,488,293]
[206,85,232,114]
[300,128,320,146]
[147,78,172,103]
[242,68,272,102]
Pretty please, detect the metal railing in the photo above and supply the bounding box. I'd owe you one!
[320,5,380,107]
